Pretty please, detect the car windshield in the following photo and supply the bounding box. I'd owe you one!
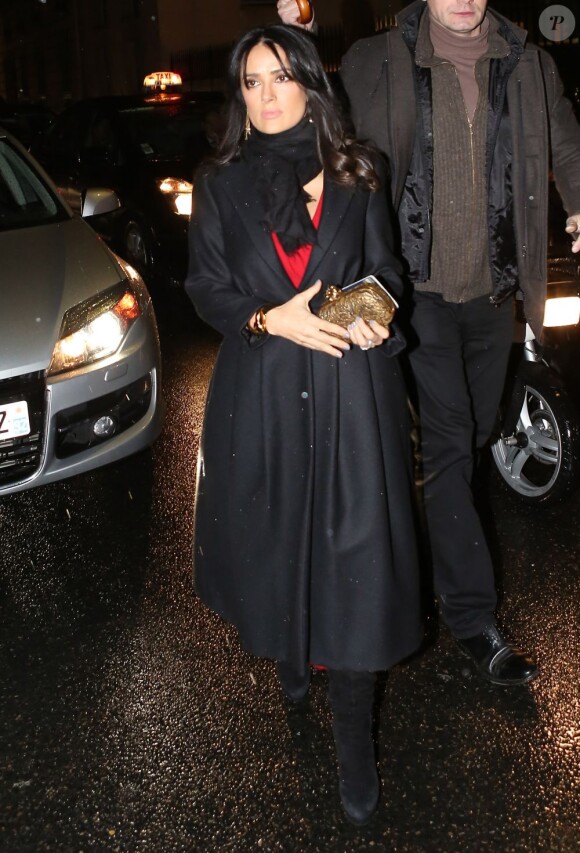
[118,102,220,161]
[0,139,66,231]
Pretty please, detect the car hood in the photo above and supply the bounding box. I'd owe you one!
[0,217,123,379]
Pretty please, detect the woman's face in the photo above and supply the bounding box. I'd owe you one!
[241,42,308,134]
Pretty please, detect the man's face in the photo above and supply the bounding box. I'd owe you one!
[426,0,488,36]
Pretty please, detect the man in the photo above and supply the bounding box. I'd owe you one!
[278,0,580,685]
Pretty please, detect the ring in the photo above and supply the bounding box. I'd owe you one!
[361,340,374,351]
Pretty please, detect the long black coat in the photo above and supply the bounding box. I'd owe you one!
[185,158,423,672]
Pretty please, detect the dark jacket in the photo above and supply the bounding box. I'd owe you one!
[341,0,580,339]
[184,159,423,671]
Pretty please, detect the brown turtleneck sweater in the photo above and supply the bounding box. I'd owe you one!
[429,16,490,121]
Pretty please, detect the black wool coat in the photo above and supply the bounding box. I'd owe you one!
[185,158,423,672]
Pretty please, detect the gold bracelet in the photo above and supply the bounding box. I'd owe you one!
[253,304,275,335]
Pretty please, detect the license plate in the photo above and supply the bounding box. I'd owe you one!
[0,400,31,441]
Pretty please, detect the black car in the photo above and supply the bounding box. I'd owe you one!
[33,91,224,287]
[0,100,55,148]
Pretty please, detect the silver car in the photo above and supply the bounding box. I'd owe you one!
[0,126,163,495]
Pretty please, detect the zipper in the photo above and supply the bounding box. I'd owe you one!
[463,111,477,303]
[447,62,478,303]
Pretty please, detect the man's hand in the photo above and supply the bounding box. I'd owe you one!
[277,0,315,30]
[565,215,580,253]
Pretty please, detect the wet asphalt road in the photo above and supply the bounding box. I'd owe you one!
[0,291,578,852]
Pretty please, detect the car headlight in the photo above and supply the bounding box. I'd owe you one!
[543,296,580,327]
[157,177,193,217]
[48,283,141,376]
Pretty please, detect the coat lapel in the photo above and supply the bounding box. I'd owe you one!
[225,164,287,281]
[298,175,355,288]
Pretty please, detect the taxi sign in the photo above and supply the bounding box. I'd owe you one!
[143,71,182,90]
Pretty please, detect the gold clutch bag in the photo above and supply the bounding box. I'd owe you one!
[317,275,398,328]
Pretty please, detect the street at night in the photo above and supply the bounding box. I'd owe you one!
[0,293,578,852]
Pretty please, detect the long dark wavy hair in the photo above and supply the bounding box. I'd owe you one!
[214,25,380,191]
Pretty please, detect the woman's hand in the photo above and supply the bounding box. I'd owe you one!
[265,281,351,358]
[347,316,390,351]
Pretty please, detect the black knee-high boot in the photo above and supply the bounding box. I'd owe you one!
[327,669,379,825]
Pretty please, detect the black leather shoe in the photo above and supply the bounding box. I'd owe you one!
[456,624,538,686]
[277,661,310,702]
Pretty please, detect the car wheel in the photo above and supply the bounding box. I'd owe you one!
[491,362,580,504]
[124,220,153,280]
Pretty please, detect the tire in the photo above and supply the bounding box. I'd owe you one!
[123,220,153,281]
[491,362,580,505]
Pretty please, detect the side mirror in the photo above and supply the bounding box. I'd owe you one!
[81,187,121,217]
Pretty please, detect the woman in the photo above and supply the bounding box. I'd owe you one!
[185,24,422,826]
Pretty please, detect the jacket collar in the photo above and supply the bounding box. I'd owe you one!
[415,10,510,68]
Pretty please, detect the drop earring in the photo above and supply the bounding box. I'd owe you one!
[244,114,251,140]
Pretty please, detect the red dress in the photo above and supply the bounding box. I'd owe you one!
[271,194,324,287]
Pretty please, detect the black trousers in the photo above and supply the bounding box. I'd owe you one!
[407,292,514,638]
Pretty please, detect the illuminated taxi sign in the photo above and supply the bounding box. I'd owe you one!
[143,71,182,90]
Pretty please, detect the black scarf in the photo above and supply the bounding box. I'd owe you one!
[242,117,322,254]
